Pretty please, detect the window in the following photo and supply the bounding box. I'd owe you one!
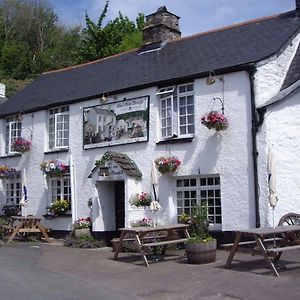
[157,83,194,139]
[50,175,71,204]
[5,116,21,154]
[5,172,22,205]
[48,106,69,150]
[176,175,222,229]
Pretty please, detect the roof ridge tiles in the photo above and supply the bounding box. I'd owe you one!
[170,10,295,44]
[42,11,295,76]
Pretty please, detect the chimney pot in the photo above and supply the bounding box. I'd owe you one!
[142,6,181,46]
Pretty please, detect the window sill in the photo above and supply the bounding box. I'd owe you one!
[43,213,72,219]
[156,136,194,145]
[44,148,69,154]
[0,153,22,158]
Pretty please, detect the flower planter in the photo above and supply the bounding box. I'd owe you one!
[75,228,91,238]
[185,239,216,264]
[154,156,181,175]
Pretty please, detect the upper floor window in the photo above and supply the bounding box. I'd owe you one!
[157,83,194,140]
[48,106,69,150]
[5,116,21,154]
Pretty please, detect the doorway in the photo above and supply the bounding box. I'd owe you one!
[114,181,125,231]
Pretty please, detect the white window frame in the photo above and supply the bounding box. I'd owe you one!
[5,172,22,205]
[49,174,71,208]
[48,106,69,150]
[5,116,21,154]
[176,175,222,230]
[157,83,194,140]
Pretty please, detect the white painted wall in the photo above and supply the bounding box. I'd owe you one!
[257,88,300,227]
[0,70,255,232]
[255,33,300,227]
[255,35,300,108]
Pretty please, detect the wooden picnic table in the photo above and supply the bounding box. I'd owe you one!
[1,216,51,243]
[225,225,300,277]
[113,224,190,267]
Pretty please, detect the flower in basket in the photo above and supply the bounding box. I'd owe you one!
[154,156,181,174]
[74,217,91,229]
[201,111,228,131]
[130,217,153,227]
[130,192,152,207]
[12,137,32,154]
[40,159,69,176]
[49,199,71,216]
[0,165,16,179]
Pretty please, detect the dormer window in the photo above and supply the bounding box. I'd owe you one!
[157,83,194,140]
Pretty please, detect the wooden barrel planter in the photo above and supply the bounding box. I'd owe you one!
[185,239,217,264]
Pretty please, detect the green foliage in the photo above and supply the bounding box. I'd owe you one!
[64,233,105,248]
[179,204,214,243]
[78,0,144,63]
[0,0,144,96]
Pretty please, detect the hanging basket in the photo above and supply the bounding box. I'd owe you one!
[201,111,228,131]
[154,156,181,174]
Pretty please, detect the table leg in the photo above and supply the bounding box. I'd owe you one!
[36,223,51,243]
[255,236,279,277]
[134,234,149,267]
[225,232,242,268]
[7,223,23,243]
[113,231,126,260]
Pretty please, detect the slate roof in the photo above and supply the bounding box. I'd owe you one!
[1,10,300,117]
[88,151,142,179]
[281,43,300,90]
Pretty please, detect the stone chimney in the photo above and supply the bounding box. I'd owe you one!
[296,0,300,17]
[142,6,181,45]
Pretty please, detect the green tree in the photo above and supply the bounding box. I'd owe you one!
[78,0,144,63]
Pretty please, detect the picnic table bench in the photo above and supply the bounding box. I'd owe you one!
[224,225,300,277]
[113,224,190,266]
[1,216,51,243]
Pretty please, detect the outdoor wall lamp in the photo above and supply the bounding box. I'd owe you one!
[100,93,108,104]
[99,166,110,177]
[206,70,216,85]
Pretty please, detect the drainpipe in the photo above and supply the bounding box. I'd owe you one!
[248,66,260,228]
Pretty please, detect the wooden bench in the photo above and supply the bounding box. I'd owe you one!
[111,234,167,252]
[267,244,300,253]
[221,237,283,250]
[142,238,188,247]
[0,224,15,234]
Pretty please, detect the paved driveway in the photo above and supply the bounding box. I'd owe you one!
[1,242,300,299]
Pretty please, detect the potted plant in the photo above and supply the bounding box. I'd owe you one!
[129,192,152,207]
[47,199,71,217]
[11,137,32,154]
[0,166,16,179]
[74,217,92,237]
[179,204,216,264]
[154,156,181,174]
[201,111,228,131]
[40,159,69,177]
[130,217,153,227]
[2,204,20,217]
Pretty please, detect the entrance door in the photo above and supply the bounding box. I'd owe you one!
[114,181,125,230]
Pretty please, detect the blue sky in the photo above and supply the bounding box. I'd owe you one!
[50,0,296,36]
